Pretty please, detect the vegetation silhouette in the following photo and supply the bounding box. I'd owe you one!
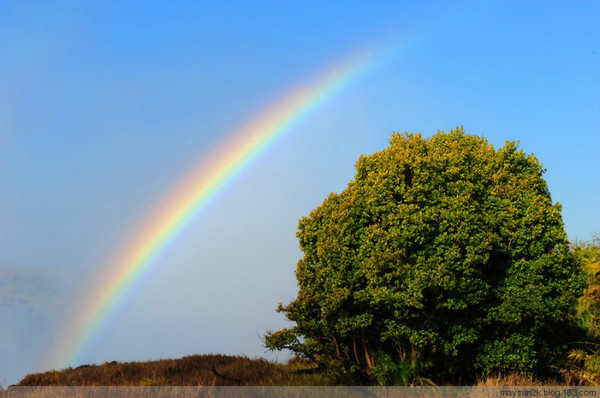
[17,355,329,386]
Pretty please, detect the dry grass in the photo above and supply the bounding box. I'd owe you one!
[475,372,566,386]
[18,354,331,386]
[18,354,580,387]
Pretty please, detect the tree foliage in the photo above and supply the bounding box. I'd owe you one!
[562,236,600,384]
[265,128,584,383]
[575,236,600,337]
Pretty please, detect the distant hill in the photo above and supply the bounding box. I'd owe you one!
[17,354,329,386]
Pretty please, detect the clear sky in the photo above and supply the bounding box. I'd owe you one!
[1,0,599,385]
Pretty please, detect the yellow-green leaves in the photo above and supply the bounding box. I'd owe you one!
[265,127,584,382]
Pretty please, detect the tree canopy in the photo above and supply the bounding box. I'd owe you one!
[265,128,585,383]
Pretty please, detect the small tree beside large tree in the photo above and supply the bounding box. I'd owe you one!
[265,127,584,383]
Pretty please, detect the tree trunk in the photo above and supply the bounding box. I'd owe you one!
[352,334,361,366]
[363,342,374,370]
[397,345,406,362]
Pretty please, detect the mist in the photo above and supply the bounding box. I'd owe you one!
[0,265,83,385]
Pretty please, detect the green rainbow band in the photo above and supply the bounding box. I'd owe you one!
[46,41,402,370]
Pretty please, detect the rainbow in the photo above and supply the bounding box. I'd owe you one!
[46,43,397,370]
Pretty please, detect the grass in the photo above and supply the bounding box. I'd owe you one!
[17,354,331,386]
[17,354,582,386]
[475,372,566,386]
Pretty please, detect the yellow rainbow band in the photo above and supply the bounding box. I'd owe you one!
[45,43,397,370]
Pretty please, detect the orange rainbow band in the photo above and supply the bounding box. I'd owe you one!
[46,42,400,370]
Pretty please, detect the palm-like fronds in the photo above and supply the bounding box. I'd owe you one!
[563,344,600,385]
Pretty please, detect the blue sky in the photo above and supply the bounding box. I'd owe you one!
[1,0,599,385]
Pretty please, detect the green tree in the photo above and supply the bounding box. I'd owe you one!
[575,235,600,337]
[265,128,584,383]
[562,236,600,385]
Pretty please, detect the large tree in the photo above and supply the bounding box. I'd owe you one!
[265,128,584,383]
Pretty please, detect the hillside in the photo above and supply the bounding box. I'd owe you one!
[17,354,330,386]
